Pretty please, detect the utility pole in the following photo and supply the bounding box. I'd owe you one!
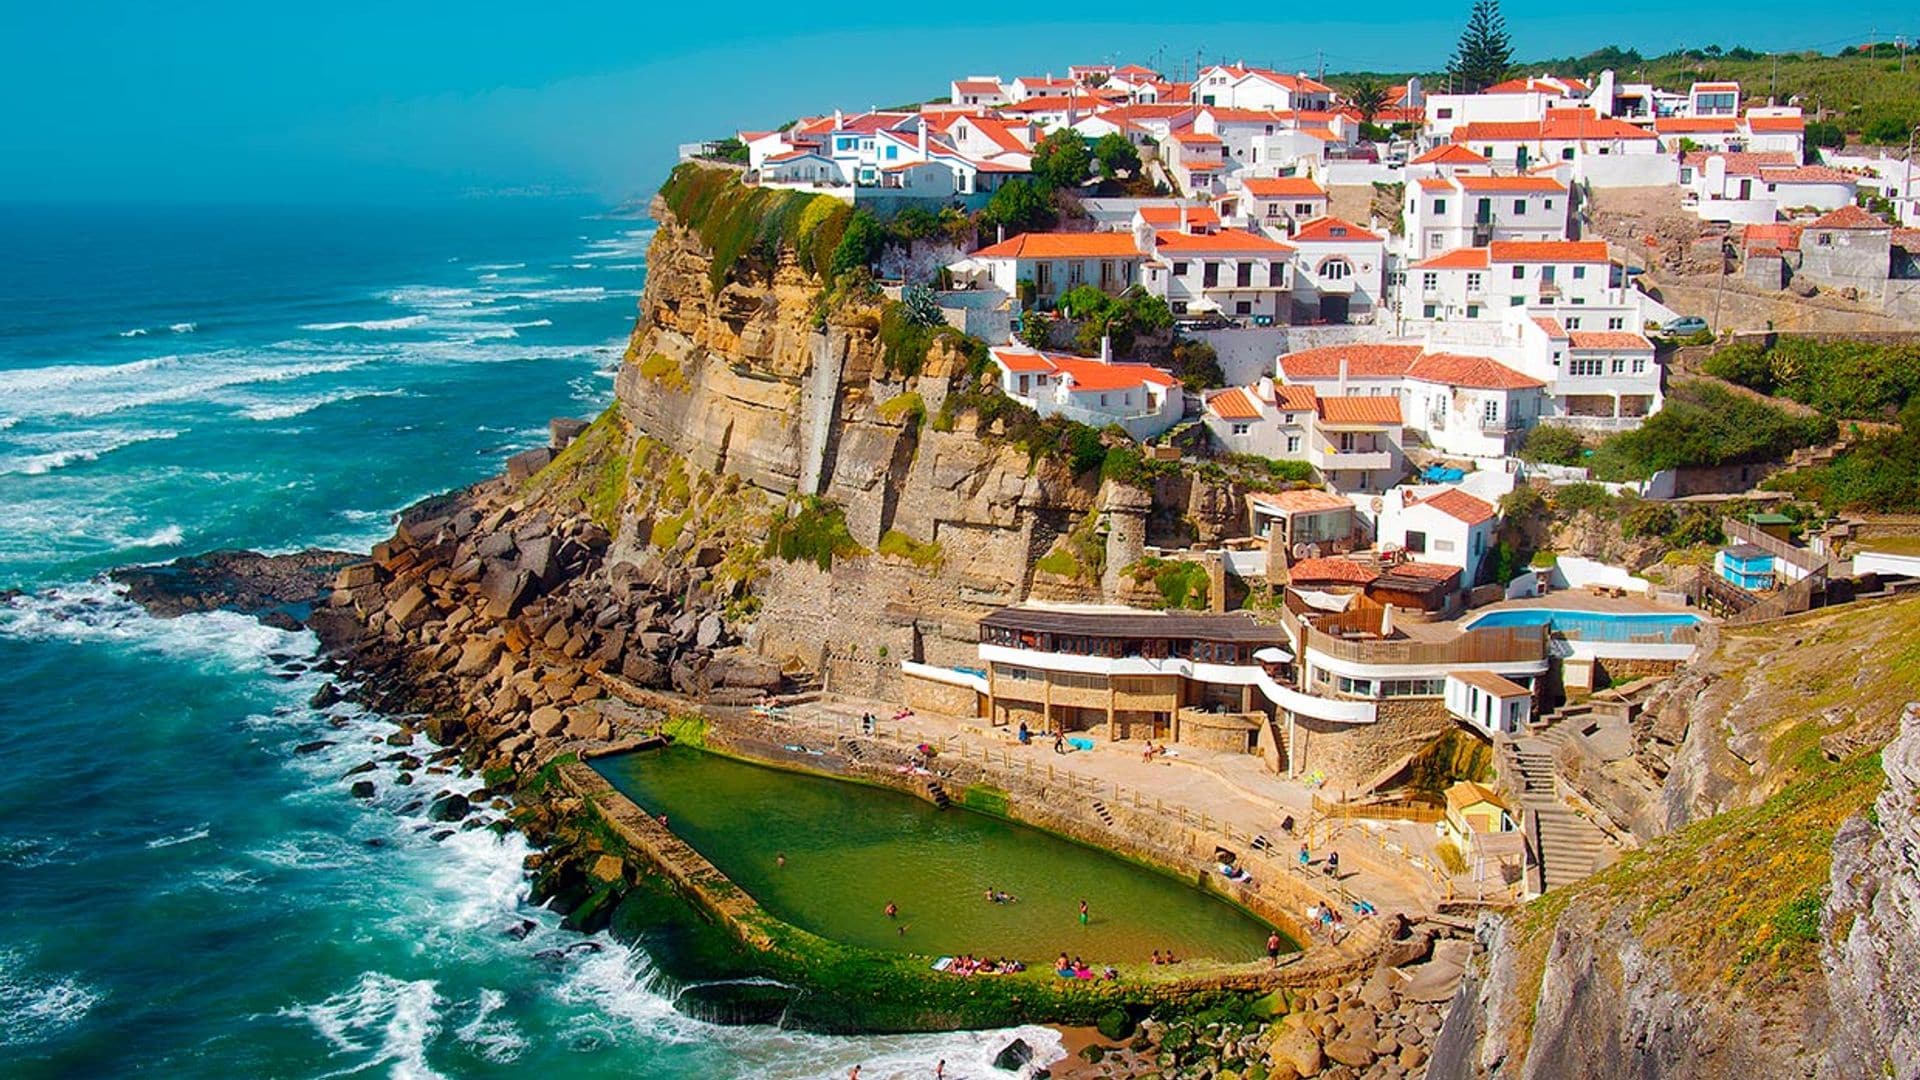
[1769,53,1777,104]
[1317,49,1325,83]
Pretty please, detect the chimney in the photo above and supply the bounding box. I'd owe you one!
[1258,374,1275,402]
[1338,356,1349,396]
[919,124,928,155]
[1100,334,1112,364]
[1180,204,1189,232]
[997,223,1006,244]
[833,108,844,129]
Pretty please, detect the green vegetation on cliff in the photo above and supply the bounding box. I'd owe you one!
[660,163,852,290]
[1702,338,1920,422]
[524,407,630,531]
[764,496,866,570]
[1126,556,1211,610]
[1586,381,1835,480]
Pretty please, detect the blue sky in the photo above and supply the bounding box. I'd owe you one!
[3,2,1914,205]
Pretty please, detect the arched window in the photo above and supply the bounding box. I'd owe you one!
[1317,257,1352,281]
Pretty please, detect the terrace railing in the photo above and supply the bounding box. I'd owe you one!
[1302,623,1548,667]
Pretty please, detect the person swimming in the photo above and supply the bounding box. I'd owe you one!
[885,901,898,919]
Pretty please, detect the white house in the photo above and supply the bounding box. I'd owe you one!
[1193,65,1334,111]
[960,232,1144,306]
[1137,225,1296,323]
[1201,376,1404,493]
[1512,311,1661,430]
[1680,151,1856,224]
[1404,174,1572,260]
[989,343,1184,439]
[951,77,1009,108]
[1228,175,1330,236]
[1203,377,1318,461]
[1687,81,1740,118]
[1163,130,1231,194]
[1445,671,1533,736]
[1406,143,1495,177]
[1448,109,1662,174]
[1401,240,1620,325]
[1287,216,1386,324]
[1375,486,1500,586]
[1009,75,1076,102]
[1424,75,1590,140]
[1400,351,1548,457]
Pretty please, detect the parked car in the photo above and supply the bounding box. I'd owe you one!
[1658,315,1708,337]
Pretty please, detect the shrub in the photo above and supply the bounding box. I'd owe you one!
[1666,509,1725,548]
[876,528,943,569]
[981,178,1056,234]
[875,391,926,432]
[1031,129,1094,190]
[1168,337,1224,391]
[877,301,968,378]
[1618,500,1677,539]
[1704,338,1920,420]
[1587,381,1836,480]
[899,284,943,328]
[764,497,867,570]
[1550,482,1619,516]
[1096,1007,1136,1041]
[1126,557,1210,610]
[828,210,885,281]
[1517,424,1589,466]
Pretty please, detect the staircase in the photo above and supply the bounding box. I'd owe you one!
[925,780,952,810]
[1090,799,1116,828]
[1502,712,1615,894]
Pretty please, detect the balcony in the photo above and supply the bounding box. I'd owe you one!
[1311,441,1394,471]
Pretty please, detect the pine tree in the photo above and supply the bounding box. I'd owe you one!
[1448,0,1514,93]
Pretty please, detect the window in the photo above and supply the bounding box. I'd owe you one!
[1428,231,1445,251]
[1172,260,1189,276]
[1286,434,1300,453]
[1816,232,1832,246]
[1569,357,1604,376]
[1203,262,1219,287]
[1067,261,1083,285]
[1514,199,1527,214]
[1236,262,1253,287]
[1483,399,1499,424]
[1607,316,1624,330]
[1564,316,1581,329]
[1171,301,1187,314]
[1405,530,1427,553]
[1269,263,1285,287]
[1318,257,1351,281]
[1545,198,1555,209]
[1433,538,1456,552]
[1423,304,1437,318]
[1572,265,1586,279]
[1336,676,1375,697]
[1437,107,1454,119]
[1466,272,1482,292]
[1235,300,1252,314]
[1380,678,1443,697]
[1511,265,1525,280]
[1612,358,1626,374]
[1421,272,1438,291]
[1466,304,1480,318]
[1433,198,1447,213]
[1561,147,1575,160]
[1099,393,1110,406]
[1509,295,1524,306]
[1632,357,1647,374]
[1295,202,1315,216]
[1230,422,1250,436]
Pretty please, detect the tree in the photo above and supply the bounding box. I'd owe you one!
[1344,77,1390,126]
[1447,0,1513,93]
[1092,132,1142,180]
[828,210,884,280]
[980,178,1056,233]
[1031,129,1094,190]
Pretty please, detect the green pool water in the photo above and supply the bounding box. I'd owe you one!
[591,747,1282,966]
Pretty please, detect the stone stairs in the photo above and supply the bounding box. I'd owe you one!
[1090,798,1116,828]
[925,779,952,810]
[1504,710,1615,894]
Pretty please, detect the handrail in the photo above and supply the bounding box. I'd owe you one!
[1302,622,1548,666]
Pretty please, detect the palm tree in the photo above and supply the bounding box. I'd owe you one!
[1344,77,1390,126]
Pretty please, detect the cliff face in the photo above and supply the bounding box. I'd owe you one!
[606,197,1248,694]
[1434,595,1920,1080]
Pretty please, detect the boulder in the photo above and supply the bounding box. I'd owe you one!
[529,706,567,738]
[695,613,723,649]
[587,854,625,883]
[705,648,782,691]
[477,531,516,561]
[518,534,562,588]
[549,416,590,450]
[350,780,377,799]
[505,446,554,483]
[389,585,432,628]
[992,1038,1034,1071]
[479,566,536,619]
[1268,1024,1323,1077]
[564,710,600,740]
[453,638,504,676]
[428,792,471,822]
[334,562,379,590]
[1324,1037,1375,1069]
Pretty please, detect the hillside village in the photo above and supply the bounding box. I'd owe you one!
[629,22,1920,924]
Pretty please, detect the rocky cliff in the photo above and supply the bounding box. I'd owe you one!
[1432,594,1920,1080]
[596,171,1261,695]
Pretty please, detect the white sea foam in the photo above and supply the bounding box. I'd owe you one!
[0,949,103,1047]
[119,327,149,337]
[468,262,525,271]
[452,989,526,1064]
[146,823,211,849]
[0,428,182,476]
[236,387,409,422]
[300,316,430,332]
[170,322,197,334]
[283,972,446,1080]
[0,351,373,422]
[0,583,317,672]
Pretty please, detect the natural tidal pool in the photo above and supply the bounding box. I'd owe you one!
[592,747,1282,965]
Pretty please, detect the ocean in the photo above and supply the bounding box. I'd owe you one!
[0,202,1059,1078]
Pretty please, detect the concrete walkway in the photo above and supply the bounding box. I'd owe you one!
[787,698,1517,920]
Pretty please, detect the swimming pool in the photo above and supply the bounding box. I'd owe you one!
[1464,608,1703,642]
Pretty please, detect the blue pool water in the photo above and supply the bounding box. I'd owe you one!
[1464,608,1703,642]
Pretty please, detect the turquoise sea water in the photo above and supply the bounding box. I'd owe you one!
[0,202,1059,1078]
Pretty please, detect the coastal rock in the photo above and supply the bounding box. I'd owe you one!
[529,707,567,738]
[505,447,554,483]
[428,793,471,822]
[453,638,503,676]
[111,547,356,620]
[992,1038,1034,1071]
[389,585,432,629]
[479,566,535,619]
[350,780,376,799]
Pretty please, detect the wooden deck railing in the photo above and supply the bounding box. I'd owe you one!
[1303,623,1548,666]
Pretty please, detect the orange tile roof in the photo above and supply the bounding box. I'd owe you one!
[1489,240,1610,263]
[1241,176,1328,197]
[1137,205,1221,228]
[953,79,1004,95]
[991,348,1055,373]
[1568,331,1654,350]
[1532,316,1568,338]
[1274,384,1319,410]
[1172,130,1223,144]
[1681,150,1796,175]
[1412,247,1491,270]
[1153,228,1293,253]
[1809,205,1888,231]
[1763,165,1853,184]
[972,232,1143,259]
[1451,174,1566,193]
[1251,488,1350,514]
[1693,81,1740,91]
[1745,114,1805,132]
[1290,216,1383,243]
[1278,344,1421,379]
[1050,354,1179,391]
[1453,110,1655,143]
[1418,487,1496,525]
[1288,557,1378,584]
[1655,117,1739,133]
[1390,561,1463,581]
[1317,395,1403,425]
[1412,144,1489,165]
[1417,176,1455,193]
[1207,386,1262,419]
[1743,223,1802,252]
[1406,352,1545,390]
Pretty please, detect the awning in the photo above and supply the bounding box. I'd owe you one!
[1253,647,1294,663]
